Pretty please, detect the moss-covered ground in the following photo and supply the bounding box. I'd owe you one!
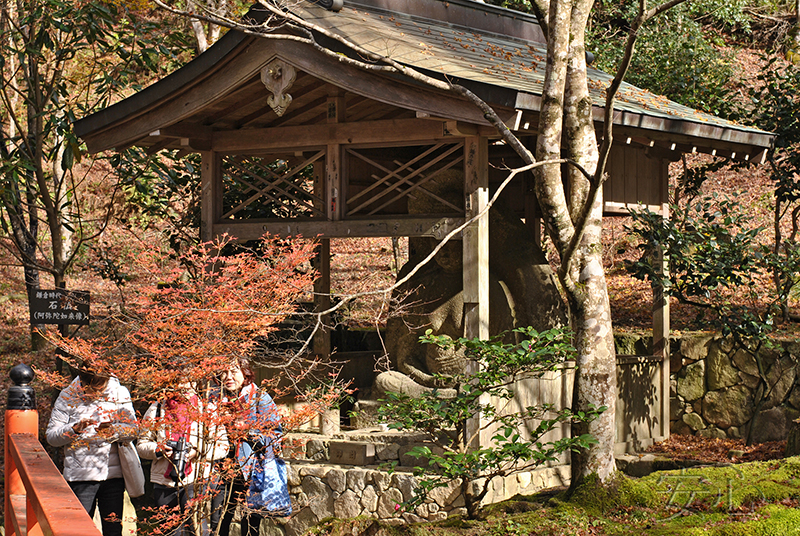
[310,457,800,536]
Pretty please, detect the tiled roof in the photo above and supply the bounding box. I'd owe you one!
[293,1,771,145]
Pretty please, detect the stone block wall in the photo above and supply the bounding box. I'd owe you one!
[263,432,569,536]
[616,331,800,443]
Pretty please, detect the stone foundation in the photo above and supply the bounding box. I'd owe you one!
[262,430,570,535]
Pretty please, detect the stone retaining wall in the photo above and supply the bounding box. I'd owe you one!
[260,433,569,536]
[616,331,800,443]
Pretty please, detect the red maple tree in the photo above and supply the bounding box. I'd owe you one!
[39,233,346,534]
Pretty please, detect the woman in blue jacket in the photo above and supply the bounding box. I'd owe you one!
[213,357,291,536]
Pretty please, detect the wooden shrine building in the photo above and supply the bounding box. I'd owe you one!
[74,0,775,452]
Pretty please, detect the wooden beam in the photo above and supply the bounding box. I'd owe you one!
[444,121,478,136]
[145,139,173,156]
[603,201,664,215]
[614,125,771,160]
[212,118,469,152]
[212,217,465,241]
[150,124,212,140]
[200,151,220,243]
[515,107,772,160]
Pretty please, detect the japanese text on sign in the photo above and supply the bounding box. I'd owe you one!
[29,289,90,325]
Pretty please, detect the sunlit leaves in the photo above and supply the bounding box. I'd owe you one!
[625,195,780,341]
[377,327,604,517]
[587,4,736,118]
[44,233,317,397]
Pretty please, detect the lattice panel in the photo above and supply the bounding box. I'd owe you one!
[346,142,465,217]
[221,152,325,220]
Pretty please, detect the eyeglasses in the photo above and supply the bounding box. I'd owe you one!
[219,367,241,379]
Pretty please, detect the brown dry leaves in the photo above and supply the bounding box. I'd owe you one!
[647,434,787,464]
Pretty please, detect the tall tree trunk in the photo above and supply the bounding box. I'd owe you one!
[566,0,617,486]
[535,0,617,486]
[27,55,67,288]
[568,216,617,484]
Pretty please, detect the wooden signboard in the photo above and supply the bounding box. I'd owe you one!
[29,289,90,325]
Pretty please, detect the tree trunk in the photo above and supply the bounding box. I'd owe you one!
[534,0,617,486]
[569,248,618,484]
[10,170,44,349]
[24,181,45,349]
[566,0,618,486]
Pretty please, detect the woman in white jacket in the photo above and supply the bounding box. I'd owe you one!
[137,383,228,536]
[46,369,137,536]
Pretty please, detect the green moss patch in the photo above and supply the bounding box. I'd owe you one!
[570,472,661,514]
[641,457,800,512]
[311,458,800,536]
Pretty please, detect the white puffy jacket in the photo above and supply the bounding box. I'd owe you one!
[46,376,137,482]
[137,397,229,488]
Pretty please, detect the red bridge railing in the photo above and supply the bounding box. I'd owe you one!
[4,364,102,536]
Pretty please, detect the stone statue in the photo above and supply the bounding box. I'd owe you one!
[371,169,567,400]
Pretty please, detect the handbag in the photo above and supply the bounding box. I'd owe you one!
[246,454,292,516]
[118,441,146,498]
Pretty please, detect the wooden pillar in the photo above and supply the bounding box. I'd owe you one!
[653,200,671,441]
[312,93,345,357]
[463,136,489,447]
[313,159,331,357]
[326,146,342,222]
[312,240,331,356]
[200,151,221,243]
[326,93,344,222]
[463,136,490,340]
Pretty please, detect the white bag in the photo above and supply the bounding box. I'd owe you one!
[118,441,146,498]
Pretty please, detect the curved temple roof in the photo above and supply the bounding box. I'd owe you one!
[291,0,772,151]
[74,0,774,160]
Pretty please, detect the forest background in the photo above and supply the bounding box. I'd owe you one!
[2,0,800,527]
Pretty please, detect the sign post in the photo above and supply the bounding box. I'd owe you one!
[28,289,90,326]
[29,289,90,373]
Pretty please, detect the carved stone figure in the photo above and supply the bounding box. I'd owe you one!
[371,169,567,400]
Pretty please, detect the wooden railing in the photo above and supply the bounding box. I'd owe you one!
[4,364,102,536]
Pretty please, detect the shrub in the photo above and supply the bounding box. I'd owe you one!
[377,326,605,519]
